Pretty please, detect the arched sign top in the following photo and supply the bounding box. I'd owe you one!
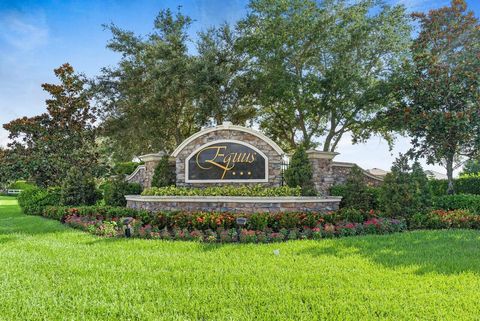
[185,139,269,183]
[171,123,285,157]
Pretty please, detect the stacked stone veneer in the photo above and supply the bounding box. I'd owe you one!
[307,150,383,196]
[125,165,147,186]
[126,196,341,213]
[175,129,283,188]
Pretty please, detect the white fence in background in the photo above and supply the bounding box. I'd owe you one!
[6,189,22,195]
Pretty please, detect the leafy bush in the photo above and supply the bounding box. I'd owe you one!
[114,162,143,176]
[429,175,480,196]
[151,155,175,188]
[410,209,480,230]
[284,145,316,196]
[142,185,302,197]
[103,178,142,207]
[331,166,380,210]
[18,187,61,215]
[432,194,480,214]
[60,168,100,206]
[379,156,431,218]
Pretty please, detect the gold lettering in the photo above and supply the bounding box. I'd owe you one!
[195,144,260,179]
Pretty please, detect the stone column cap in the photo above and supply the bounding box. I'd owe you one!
[138,152,171,162]
[306,150,339,160]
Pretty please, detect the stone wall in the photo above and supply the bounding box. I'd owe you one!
[175,129,284,188]
[125,165,147,187]
[331,162,383,187]
[307,151,383,196]
[126,196,341,213]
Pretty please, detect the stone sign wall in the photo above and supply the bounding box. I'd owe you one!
[171,123,284,188]
[126,123,383,194]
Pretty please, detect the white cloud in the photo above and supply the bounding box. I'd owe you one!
[0,11,49,51]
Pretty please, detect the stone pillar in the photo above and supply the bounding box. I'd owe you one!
[138,152,174,188]
[306,150,339,196]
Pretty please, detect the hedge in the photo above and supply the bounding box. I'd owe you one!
[142,185,302,197]
[18,187,62,216]
[432,194,480,214]
[429,176,480,196]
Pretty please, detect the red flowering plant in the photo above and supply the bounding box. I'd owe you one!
[239,229,257,243]
[269,232,285,242]
[336,222,361,237]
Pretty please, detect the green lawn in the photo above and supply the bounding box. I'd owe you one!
[1,196,480,320]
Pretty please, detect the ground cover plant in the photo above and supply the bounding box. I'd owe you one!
[2,196,480,320]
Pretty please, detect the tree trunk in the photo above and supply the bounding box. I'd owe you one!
[446,155,455,195]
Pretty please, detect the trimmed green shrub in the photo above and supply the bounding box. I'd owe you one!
[284,145,316,196]
[380,156,431,218]
[330,184,381,210]
[334,166,378,210]
[151,155,175,188]
[429,175,480,196]
[113,162,143,176]
[60,168,100,206]
[104,178,142,207]
[142,185,301,197]
[18,187,61,215]
[432,194,480,214]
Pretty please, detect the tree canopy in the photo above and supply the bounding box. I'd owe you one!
[388,0,480,193]
[3,64,99,188]
[237,0,411,151]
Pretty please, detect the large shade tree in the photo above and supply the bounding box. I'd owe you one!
[3,64,99,188]
[390,0,480,194]
[95,9,197,161]
[193,24,256,126]
[237,0,411,151]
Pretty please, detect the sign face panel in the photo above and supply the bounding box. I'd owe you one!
[186,141,267,182]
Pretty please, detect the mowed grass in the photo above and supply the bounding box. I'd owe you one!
[1,196,480,320]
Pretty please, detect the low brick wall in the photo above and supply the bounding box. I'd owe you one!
[125,196,342,213]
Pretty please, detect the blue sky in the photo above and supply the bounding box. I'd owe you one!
[1,0,479,174]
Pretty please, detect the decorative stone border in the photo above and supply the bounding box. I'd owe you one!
[125,195,342,213]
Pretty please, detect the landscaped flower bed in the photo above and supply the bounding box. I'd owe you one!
[410,209,480,229]
[40,205,406,242]
[62,212,406,242]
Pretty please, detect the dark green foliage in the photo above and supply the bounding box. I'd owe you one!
[389,1,480,194]
[3,64,99,188]
[410,162,432,214]
[60,168,100,206]
[331,184,381,211]
[337,166,374,211]
[284,146,316,196]
[18,186,61,215]
[380,156,432,218]
[151,155,176,188]
[104,178,142,207]
[432,194,480,214]
[429,177,480,196]
[143,185,301,197]
[114,162,143,176]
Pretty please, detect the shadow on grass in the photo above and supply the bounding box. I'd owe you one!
[298,230,480,275]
